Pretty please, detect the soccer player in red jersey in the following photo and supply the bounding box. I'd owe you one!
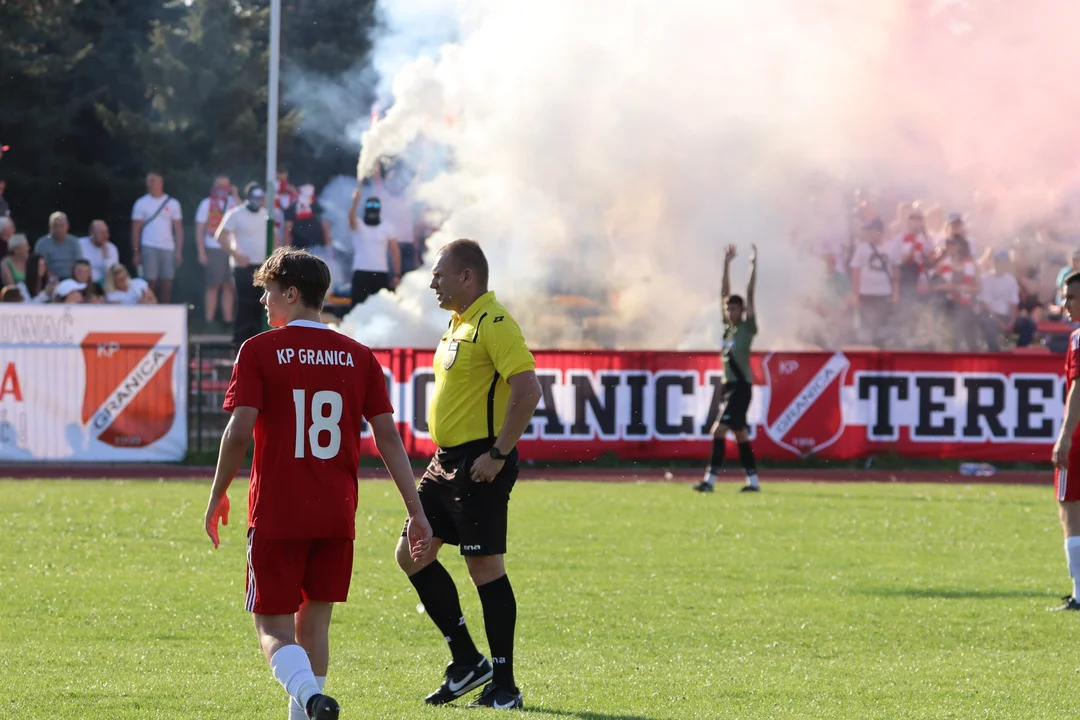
[1051,271,1080,611]
[203,247,432,719]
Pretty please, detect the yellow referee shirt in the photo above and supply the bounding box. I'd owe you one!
[429,291,536,449]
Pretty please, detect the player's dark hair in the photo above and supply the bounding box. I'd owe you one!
[439,238,489,289]
[727,294,745,307]
[1065,271,1080,289]
[254,247,331,310]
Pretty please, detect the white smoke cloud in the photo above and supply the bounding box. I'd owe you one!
[337,0,1080,351]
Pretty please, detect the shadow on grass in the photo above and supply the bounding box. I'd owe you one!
[859,587,1050,600]
[524,709,665,720]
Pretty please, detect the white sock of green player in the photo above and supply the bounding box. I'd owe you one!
[270,645,321,714]
[1066,537,1080,598]
[288,675,325,720]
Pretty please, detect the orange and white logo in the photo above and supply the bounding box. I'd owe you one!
[80,332,178,448]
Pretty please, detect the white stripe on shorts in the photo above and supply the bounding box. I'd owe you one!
[245,528,257,612]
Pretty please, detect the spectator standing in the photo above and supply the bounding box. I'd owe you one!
[0,177,9,219]
[131,171,183,304]
[849,218,895,347]
[34,211,82,280]
[979,249,1035,350]
[930,235,981,351]
[0,216,13,259]
[282,183,331,251]
[77,220,119,285]
[1,234,29,288]
[216,183,276,343]
[891,208,934,300]
[1054,250,1080,308]
[943,212,976,255]
[273,166,298,234]
[347,189,400,308]
[195,175,241,329]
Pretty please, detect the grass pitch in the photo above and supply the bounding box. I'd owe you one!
[0,478,1073,719]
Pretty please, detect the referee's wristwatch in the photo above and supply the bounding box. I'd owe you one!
[488,446,510,461]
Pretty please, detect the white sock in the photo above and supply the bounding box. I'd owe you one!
[702,471,716,486]
[270,645,320,713]
[1066,537,1080,598]
[289,676,326,720]
[746,472,759,488]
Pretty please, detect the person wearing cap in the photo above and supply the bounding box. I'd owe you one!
[54,277,87,303]
[216,182,278,343]
[0,233,30,288]
[849,217,896,347]
[979,249,1035,351]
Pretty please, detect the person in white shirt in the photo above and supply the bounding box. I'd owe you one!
[849,218,896,347]
[105,263,156,305]
[216,183,278,343]
[195,175,241,328]
[131,171,183,303]
[347,188,400,308]
[77,220,120,285]
[979,249,1036,351]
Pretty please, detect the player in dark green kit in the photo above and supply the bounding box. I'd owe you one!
[694,243,759,493]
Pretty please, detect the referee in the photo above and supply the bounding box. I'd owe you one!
[395,238,541,710]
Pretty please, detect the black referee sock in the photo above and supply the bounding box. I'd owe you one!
[408,561,482,664]
[477,574,517,690]
[707,436,725,473]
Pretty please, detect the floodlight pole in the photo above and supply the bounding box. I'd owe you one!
[265,0,281,261]
[261,0,282,332]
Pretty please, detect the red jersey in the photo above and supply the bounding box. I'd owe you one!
[223,320,393,540]
[933,256,978,304]
[1067,330,1080,395]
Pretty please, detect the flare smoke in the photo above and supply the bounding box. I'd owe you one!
[337,0,1080,350]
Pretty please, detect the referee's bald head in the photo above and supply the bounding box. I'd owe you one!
[438,239,489,290]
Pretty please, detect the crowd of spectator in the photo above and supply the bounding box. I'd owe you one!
[804,195,1080,353]
[0,159,432,343]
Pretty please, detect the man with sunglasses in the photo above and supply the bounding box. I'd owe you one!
[347,184,401,308]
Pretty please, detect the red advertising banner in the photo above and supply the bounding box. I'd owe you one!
[360,350,1066,463]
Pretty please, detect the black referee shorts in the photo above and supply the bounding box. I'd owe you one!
[401,438,519,556]
[719,381,752,431]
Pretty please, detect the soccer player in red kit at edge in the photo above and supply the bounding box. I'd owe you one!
[1051,271,1080,612]
[203,247,432,719]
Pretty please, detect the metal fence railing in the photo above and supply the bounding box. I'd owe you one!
[188,342,239,454]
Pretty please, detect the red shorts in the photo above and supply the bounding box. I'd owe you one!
[1055,453,1080,503]
[245,528,353,615]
